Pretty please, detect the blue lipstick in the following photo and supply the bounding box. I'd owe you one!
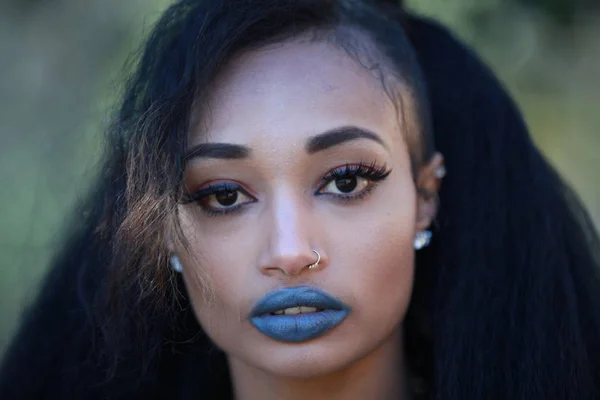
[249,286,351,343]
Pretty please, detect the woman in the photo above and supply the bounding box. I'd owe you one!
[1,0,599,398]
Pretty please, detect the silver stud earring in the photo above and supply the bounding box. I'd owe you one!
[435,166,447,179]
[169,255,183,273]
[414,230,432,250]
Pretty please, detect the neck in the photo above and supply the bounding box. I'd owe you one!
[228,329,411,400]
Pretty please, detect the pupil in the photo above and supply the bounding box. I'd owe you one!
[216,190,238,206]
[335,177,357,193]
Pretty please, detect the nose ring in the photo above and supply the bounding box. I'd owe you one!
[307,250,321,270]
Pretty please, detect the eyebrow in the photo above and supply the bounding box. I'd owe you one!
[305,126,387,154]
[184,125,386,162]
[184,142,250,161]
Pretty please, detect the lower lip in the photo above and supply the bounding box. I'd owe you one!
[250,310,349,343]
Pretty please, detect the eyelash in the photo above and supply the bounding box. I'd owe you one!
[315,161,392,201]
[183,161,392,217]
[182,182,252,217]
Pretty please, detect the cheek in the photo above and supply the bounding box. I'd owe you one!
[354,224,414,289]
[175,208,254,345]
[331,181,417,334]
[355,221,415,326]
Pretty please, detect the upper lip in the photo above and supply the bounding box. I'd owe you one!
[249,286,350,317]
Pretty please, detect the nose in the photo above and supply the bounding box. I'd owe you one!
[259,191,322,276]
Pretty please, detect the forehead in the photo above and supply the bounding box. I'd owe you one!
[190,39,402,147]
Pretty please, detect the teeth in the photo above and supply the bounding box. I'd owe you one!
[272,306,319,315]
[285,307,301,315]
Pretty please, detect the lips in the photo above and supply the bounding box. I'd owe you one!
[249,286,351,343]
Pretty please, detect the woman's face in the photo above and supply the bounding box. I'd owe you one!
[175,39,438,377]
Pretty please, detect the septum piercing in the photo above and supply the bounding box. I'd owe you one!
[307,250,321,270]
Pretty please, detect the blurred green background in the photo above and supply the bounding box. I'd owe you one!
[1,0,598,359]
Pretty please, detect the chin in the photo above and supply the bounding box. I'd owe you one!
[238,334,371,378]
[259,349,352,378]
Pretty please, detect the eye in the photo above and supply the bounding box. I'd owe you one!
[320,175,370,195]
[317,162,392,200]
[203,186,252,209]
[185,182,256,215]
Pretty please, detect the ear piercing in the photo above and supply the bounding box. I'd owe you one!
[169,255,183,273]
[414,231,432,250]
[307,250,321,270]
[435,166,446,179]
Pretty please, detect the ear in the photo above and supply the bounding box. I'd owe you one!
[415,152,445,231]
[164,217,177,253]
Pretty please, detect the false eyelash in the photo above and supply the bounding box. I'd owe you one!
[321,160,392,183]
[181,182,242,204]
[183,182,254,217]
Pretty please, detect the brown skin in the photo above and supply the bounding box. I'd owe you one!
[171,39,443,400]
